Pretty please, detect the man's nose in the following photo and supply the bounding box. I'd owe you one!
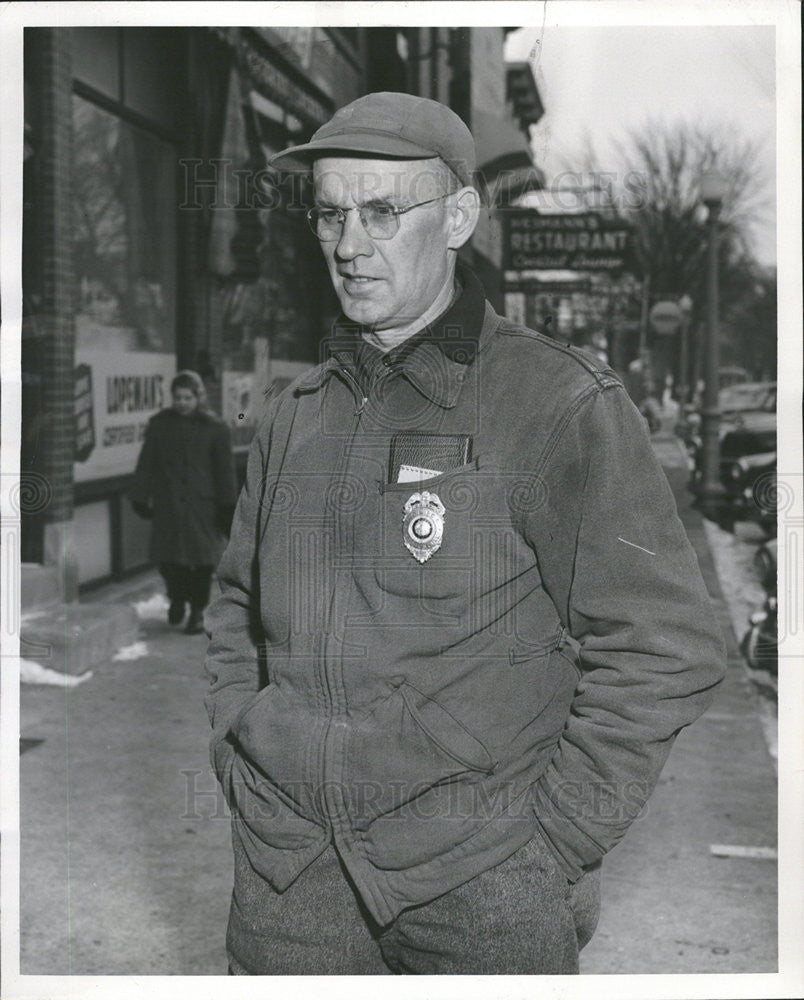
[335,208,374,260]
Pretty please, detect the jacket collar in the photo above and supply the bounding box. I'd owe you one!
[296,265,499,409]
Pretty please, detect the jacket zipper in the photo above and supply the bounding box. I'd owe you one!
[318,362,370,825]
[338,366,368,415]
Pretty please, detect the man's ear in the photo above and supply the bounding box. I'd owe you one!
[446,187,481,250]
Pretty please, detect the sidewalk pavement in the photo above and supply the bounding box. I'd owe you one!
[580,432,777,973]
[18,432,777,975]
[19,590,233,975]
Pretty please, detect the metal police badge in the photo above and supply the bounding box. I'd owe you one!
[402,491,445,563]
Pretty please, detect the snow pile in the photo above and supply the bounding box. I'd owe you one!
[112,641,149,662]
[21,610,49,624]
[132,592,169,620]
[20,659,93,687]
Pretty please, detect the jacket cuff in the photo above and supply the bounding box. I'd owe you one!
[530,782,606,883]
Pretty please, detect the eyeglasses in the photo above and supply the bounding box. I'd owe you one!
[306,193,452,242]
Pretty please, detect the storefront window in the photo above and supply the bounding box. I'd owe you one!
[70,27,120,101]
[63,29,184,583]
[122,29,181,128]
[214,172,326,450]
[208,68,334,450]
[72,95,176,353]
[71,94,177,486]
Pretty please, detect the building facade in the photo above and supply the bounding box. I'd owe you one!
[21,25,542,594]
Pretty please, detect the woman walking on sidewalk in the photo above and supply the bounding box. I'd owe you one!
[130,370,237,634]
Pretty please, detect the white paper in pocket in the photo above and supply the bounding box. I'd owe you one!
[397,463,443,484]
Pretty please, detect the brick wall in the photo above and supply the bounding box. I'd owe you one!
[28,29,75,527]
[468,28,508,309]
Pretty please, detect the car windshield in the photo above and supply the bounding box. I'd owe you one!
[719,383,776,413]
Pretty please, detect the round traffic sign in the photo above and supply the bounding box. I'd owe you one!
[650,300,683,336]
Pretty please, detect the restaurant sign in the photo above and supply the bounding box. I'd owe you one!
[504,211,632,272]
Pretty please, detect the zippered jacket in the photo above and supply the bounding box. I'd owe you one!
[205,272,726,926]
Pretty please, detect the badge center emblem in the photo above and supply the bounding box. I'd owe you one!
[402,491,445,563]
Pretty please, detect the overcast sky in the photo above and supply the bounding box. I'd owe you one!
[505,25,777,265]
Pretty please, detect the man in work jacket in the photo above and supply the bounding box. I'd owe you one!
[204,92,726,976]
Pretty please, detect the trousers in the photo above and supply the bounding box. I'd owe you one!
[226,829,601,975]
[159,563,213,611]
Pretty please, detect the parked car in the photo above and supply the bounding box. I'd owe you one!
[719,381,776,426]
[717,449,777,536]
[687,382,777,535]
[677,368,758,439]
[740,538,778,673]
[718,365,751,389]
[687,381,776,480]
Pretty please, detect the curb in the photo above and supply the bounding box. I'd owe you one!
[21,602,140,675]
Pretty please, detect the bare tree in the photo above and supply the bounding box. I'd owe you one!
[557,119,775,379]
[615,120,769,288]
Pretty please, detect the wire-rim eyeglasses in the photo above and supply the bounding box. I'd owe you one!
[306,193,453,242]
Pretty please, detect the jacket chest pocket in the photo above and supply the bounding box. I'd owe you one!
[374,462,503,606]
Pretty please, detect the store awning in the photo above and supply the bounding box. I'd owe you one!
[472,109,545,205]
[506,61,545,130]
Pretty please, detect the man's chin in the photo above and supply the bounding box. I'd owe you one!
[339,299,382,328]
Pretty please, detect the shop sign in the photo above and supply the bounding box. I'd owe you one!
[222,357,312,451]
[251,27,362,115]
[222,370,258,450]
[242,37,330,127]
[255,26,315,70]
[504,211,631,271]
[504,278,591,294]
[73,351,175,483]
[74,363,95,463]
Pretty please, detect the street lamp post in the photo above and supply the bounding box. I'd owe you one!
[697,169,728,519]
[678,293,693,412]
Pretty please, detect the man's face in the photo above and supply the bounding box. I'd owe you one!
[312,157,458,331]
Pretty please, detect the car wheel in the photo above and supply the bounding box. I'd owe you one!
[741,625,761,669]
[759,516,777,540]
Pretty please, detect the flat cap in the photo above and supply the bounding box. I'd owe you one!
[270,91,476,186]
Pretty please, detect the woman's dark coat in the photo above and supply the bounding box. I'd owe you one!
[130,408,238,566]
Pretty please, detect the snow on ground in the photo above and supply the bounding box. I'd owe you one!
[703,519,767,642]
[20,610,49,624]
[703,517,778,764]
[132,592,169,620]
[20,659,93,687]
[112,641,149,662]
